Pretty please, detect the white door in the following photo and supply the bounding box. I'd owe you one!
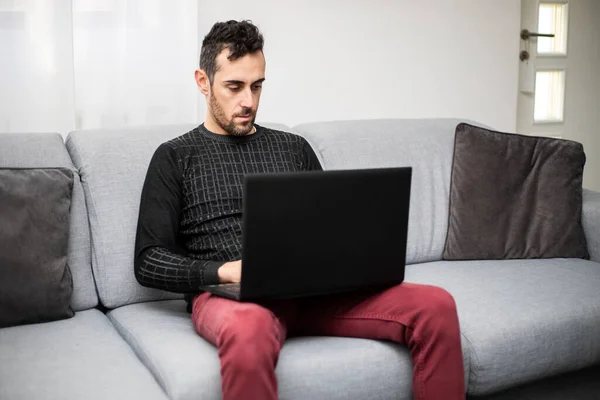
[517,0,600,191]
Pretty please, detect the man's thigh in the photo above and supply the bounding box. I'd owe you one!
[297,283,453,342]
[192,293,301,346]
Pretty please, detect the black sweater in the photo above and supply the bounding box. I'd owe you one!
[134,124,322,297]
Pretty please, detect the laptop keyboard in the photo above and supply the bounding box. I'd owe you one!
[214,283,240,294]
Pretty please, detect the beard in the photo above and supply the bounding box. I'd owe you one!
[209,92,256,137]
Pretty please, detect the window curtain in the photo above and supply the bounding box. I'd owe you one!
[0,0,199,135]
[537,2,568,54]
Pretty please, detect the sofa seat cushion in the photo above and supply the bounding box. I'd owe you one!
[405,259,600,396]
[468,365,600,400]
[0,309,167,400]
[107,300,471,400]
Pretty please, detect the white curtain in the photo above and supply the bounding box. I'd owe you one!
[0,0,199,135]
[534,70,565,122]
[537,2,568,54]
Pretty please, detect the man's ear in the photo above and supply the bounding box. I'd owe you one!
[195,69,210,96]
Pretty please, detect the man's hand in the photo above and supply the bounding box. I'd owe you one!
[218,260,242,283]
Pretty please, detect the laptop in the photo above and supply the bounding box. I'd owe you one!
[199,166,412,301]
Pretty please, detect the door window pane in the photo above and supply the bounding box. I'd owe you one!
[534,70,565,122]
[537,2,568,55]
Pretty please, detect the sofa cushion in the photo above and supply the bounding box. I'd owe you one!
[582,189,600,263]
[66,122,293,309]
[405,259,600,396]
[0,168,74,327]
[66,125,196,309]
[444,123,588,260]
[472,365,600,400]
[293,118,487,265]
[0,309,167,400]
[0,133,96,311]
[107,299,471,400]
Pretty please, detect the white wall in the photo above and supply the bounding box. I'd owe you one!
[197,0,521,132]
[0,1,522,134]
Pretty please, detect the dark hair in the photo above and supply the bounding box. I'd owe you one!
[199,20,264,84]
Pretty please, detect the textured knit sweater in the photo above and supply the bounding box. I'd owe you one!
[134,124,322,302]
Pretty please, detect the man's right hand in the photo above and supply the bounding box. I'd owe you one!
[218,260,242,283]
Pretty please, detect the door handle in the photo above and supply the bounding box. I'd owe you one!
[520,29,555,40]
[519,29,556,61]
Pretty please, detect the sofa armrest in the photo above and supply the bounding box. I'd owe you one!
[583,189,600,262]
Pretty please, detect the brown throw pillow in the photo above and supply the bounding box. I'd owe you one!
[443,123,589,260]
[0,168,75,327]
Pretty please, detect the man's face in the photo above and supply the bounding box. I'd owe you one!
[205,50,266,136]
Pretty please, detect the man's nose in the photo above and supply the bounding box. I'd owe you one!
[240,88,254,109]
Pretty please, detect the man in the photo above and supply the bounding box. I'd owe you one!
[135,20,465,400]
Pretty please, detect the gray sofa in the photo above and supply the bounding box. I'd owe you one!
[1,118,599,400]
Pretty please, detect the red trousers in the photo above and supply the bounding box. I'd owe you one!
[192,283,465,400]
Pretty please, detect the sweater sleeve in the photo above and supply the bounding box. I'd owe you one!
[134,143,223,293]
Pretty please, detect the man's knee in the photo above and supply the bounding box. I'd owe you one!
[428,286,457,312]
[412,285,459,326]
[218,305,281,372]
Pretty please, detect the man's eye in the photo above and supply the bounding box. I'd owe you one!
[252,85,262,91]
[229,86,240,92]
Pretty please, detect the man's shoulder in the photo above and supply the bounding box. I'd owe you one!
[162,126,204,151]
[148,127,205,167]
[258,125,308,146]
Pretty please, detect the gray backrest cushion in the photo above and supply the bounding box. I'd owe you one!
[293,118,486,264]
[65,122,290,309]
[258,122,291,132]
[0,133,97,311]
[0,168,75,327]
[583,189,600,263]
